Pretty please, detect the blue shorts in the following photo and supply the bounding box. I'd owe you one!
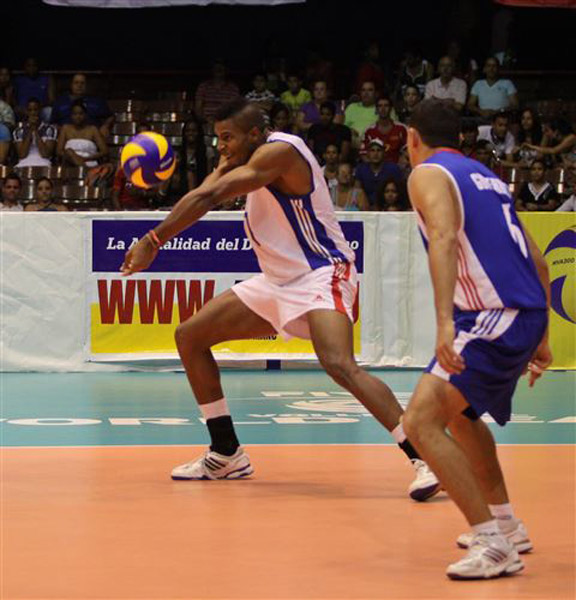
[425,308,548,426]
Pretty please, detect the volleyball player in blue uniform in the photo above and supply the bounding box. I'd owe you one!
[402,100,553,580]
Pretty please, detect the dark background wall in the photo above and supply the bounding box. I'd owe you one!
[5,0,575,74]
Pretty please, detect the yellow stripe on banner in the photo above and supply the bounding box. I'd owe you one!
[90,304,362,356]
[519,213,575,369]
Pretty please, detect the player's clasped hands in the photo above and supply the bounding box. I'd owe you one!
[120,237,158,276]
[436,321,466,375]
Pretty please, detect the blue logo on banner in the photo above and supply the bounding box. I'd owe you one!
[92,219,364,273]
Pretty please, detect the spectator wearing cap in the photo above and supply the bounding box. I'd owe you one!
[477,112,515,165]
[467,57,518,120]
[51,73,114,138]
[195,60,241,125]
[14,98,57,167]
[424,56,467,111]
[1,173,23,211]
[307,101,351,162]
[361,96,407,163]
[354,138,403,209]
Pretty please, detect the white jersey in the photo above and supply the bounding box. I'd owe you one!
[244,132,355,284]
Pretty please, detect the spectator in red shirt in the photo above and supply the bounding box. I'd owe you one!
[361,97,407,163]
[195,60,240,126]
[355,41,387,95]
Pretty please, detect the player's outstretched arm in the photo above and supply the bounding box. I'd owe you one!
[121,143,294,276]
[408,166,464,375]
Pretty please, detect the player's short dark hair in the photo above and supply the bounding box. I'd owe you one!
[461,121,478,134]
[409,99,460,149]
[475,140,492,152]
[214,98,266,133]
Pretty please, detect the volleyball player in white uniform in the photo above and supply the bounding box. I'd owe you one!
[122,99,438,499]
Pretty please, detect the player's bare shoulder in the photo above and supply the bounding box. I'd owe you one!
[249,138,311,196]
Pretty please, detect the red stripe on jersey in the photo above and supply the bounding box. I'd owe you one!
[458,247,484,310]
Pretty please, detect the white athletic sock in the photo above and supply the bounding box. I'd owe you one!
[489,503,517,533]
[472,519,501,537]
[391,422,406,444]
[199,398,230,421]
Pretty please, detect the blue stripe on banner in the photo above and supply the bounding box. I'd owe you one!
[265,187,332,270]
[301,196,348,264]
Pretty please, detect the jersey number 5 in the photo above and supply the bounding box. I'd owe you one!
[502,204,528,258]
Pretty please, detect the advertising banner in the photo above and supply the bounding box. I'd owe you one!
[87,217,364,361]
[520,213,575,368]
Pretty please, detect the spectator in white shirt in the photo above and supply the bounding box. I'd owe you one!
[424,56,467,111]
[477,112,515,165]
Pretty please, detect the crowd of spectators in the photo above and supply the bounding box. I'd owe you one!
[1,45,575,213]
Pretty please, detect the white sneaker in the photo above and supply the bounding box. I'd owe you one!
[447,533,524,580]
[171,447,254,480]
[457,520,533,554]
[408,459,442,501]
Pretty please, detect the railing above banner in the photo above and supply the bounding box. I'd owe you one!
[43,0,305,7]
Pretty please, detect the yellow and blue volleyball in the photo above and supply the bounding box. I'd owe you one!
[120,131,176,189]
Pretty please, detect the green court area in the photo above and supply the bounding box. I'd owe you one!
[1,370,574,447]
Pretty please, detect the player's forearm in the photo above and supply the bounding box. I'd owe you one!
[428,233,458,325]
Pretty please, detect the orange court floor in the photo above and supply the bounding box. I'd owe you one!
[1,371,575,599]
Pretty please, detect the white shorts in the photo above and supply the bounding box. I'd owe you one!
[232,263,358,340]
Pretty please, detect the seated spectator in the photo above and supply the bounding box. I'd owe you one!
[245,73,277,112]
[262,53,287,95]
[516,159,560,212]
[13,58,54,118]
[474,140,496,170]
[270,103,293,134]
[0,66,15,106]
[195,60,240,126]
[24,177,67,212]
[396,85,421,125]
[13,98,57,167]
[460,121,479,158]
[307,101,351,161]
[467,57,518,120]
[446,39,478,86]
[424,56,467,111]
[0,97,15,164]
[297,80,343,135]
[477,112,515,165]
[513,107,543,166]
[344,81,379,147]
[1,173,23,211]
[322,143,340,193]
[354,139,403,208]
[51,73,114,138]
[354,41,387,95]
[396,46,434,99]
[361,96,407,163]
[377,178,409,212]
[57,100,108,167]
[397,146,412,179]
[523,118,576,166]
[331,162,368,211]
[280,72,311,114]
[176,117,212,194]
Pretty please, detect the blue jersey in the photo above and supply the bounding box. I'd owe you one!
[413,150,546,311]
